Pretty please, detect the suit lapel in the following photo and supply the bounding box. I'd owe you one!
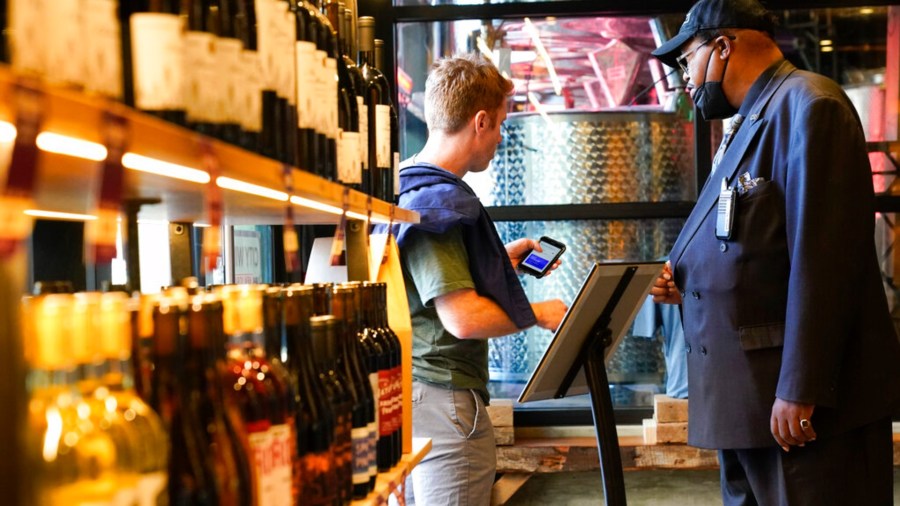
[670,61,796,270]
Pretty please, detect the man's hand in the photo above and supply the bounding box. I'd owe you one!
[770,398,817,452]
[532,299,568,332]
[506,238,562,275]
[650,261,682,304]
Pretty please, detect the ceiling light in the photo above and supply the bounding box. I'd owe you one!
[821,46,834,53]
[860,7,874,14]
[524,18,562,96]
[819,39,832,47]
[0,121,17,142]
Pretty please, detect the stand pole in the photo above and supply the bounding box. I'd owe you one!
[584,328,627,506]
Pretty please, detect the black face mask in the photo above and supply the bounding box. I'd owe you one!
[693,49,738,120]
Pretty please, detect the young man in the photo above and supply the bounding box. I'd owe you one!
[394,54,568,505]
[650,0,900,504]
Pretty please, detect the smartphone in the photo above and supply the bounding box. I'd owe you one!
[520,236,566,278]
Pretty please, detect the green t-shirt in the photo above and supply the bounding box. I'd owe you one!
[400,226,490,402]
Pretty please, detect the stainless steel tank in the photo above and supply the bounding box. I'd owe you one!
[476,109,695,389]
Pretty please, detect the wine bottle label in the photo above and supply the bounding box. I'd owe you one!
[282,8,297,106]
[376,104,392,168]
[184,31,215,123]
[326,58,339,139]
[295,41,317,129]
[131,13,185,111]
[339,131,362,184]
[351,426,371,485]
[369,371,379,430]
[83,0,123,99]
[367,421,378,477]
[392,365,403,433]
[269,3,290,102]
[9,0,47,76]
[378,369,391,436]
[45,0,82,86]
[269,424,294,506]
[215,37,244,125]
[394,152,401,196]
[135,471,167,506]
[313,50,329,135]
[254,0,278,92]
[248,428,275,506]
[241,50,263,132]
[358,99,369,169]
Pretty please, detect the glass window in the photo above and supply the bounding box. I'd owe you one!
[395,7,892,414]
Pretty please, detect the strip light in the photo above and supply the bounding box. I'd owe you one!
[346,210,392,224]
[528,92,553,125]
[122,153,210,184]
[217,177,288,201]
[36,132,107,161]
[290,195,344,215]
[0,121,17,142]
[24,209,98,221]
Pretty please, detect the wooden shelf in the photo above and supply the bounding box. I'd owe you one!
[0,65,418,226]
[351,437,432,506]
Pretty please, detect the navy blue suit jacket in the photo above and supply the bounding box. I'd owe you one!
[670,60,900,449]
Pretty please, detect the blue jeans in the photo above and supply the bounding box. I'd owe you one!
[406,380,496,506]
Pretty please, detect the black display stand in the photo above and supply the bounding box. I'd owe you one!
[519,262,664,506]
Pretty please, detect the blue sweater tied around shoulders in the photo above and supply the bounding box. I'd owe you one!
[384,162,537,329]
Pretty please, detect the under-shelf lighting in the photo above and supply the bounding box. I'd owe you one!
[122,153,211,184]
[0,121,17,142]
[24,209,98,221]
[216,176,288,201]
[346,210,392,224]
[36,132,107,161]
[290,195,344,215]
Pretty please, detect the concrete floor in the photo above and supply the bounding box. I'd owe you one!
[505,468,900,505]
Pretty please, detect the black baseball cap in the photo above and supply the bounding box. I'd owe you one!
[652,0,777,68]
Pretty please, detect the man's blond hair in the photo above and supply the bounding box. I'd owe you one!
[424,54,514,134]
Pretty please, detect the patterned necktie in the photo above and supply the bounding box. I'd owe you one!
[710,114,744,175]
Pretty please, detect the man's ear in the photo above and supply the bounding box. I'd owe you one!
[474,110,489,133]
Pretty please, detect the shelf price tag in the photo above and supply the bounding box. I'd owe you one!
[282,164,301,277]
[0,83,43,259]
[200,141,222,273]
[329,188,350,267]
[86,112,128,264]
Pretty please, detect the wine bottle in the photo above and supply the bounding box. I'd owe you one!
[221,285,294,506]
[345,8,369,195]
[357,16,391,201]
[153,295,218,505]
[374,38,400,202]
[356,282,381,487]
[327,0,362,191]
[184,0,219,138]
[128,0,186,124]
[235,0,263,153]
[310,314,354,504]
[293,0,321,173]
[186,294,255,506]
[333,283,376,498]
[359,281,393,472]
[208,0,244,145]
[99,292,169,505]
[284,284,339,505]
[25,294,134,504]
[375,282,403,465]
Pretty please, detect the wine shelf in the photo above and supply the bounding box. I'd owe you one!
[0,65,419,226]
[352,437,432,506]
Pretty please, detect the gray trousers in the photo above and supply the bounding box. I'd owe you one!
[406,380,496,506]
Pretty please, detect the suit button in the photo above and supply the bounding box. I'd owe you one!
[691,291,700,299]
[699,346,708,355]
[680,290,686,298]
[686,345,692,354]
[720,243,728,252]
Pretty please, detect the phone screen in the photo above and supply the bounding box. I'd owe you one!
[522,241,563,273]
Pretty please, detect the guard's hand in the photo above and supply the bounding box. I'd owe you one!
[650,261,682,304]
[770,398,816,452]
